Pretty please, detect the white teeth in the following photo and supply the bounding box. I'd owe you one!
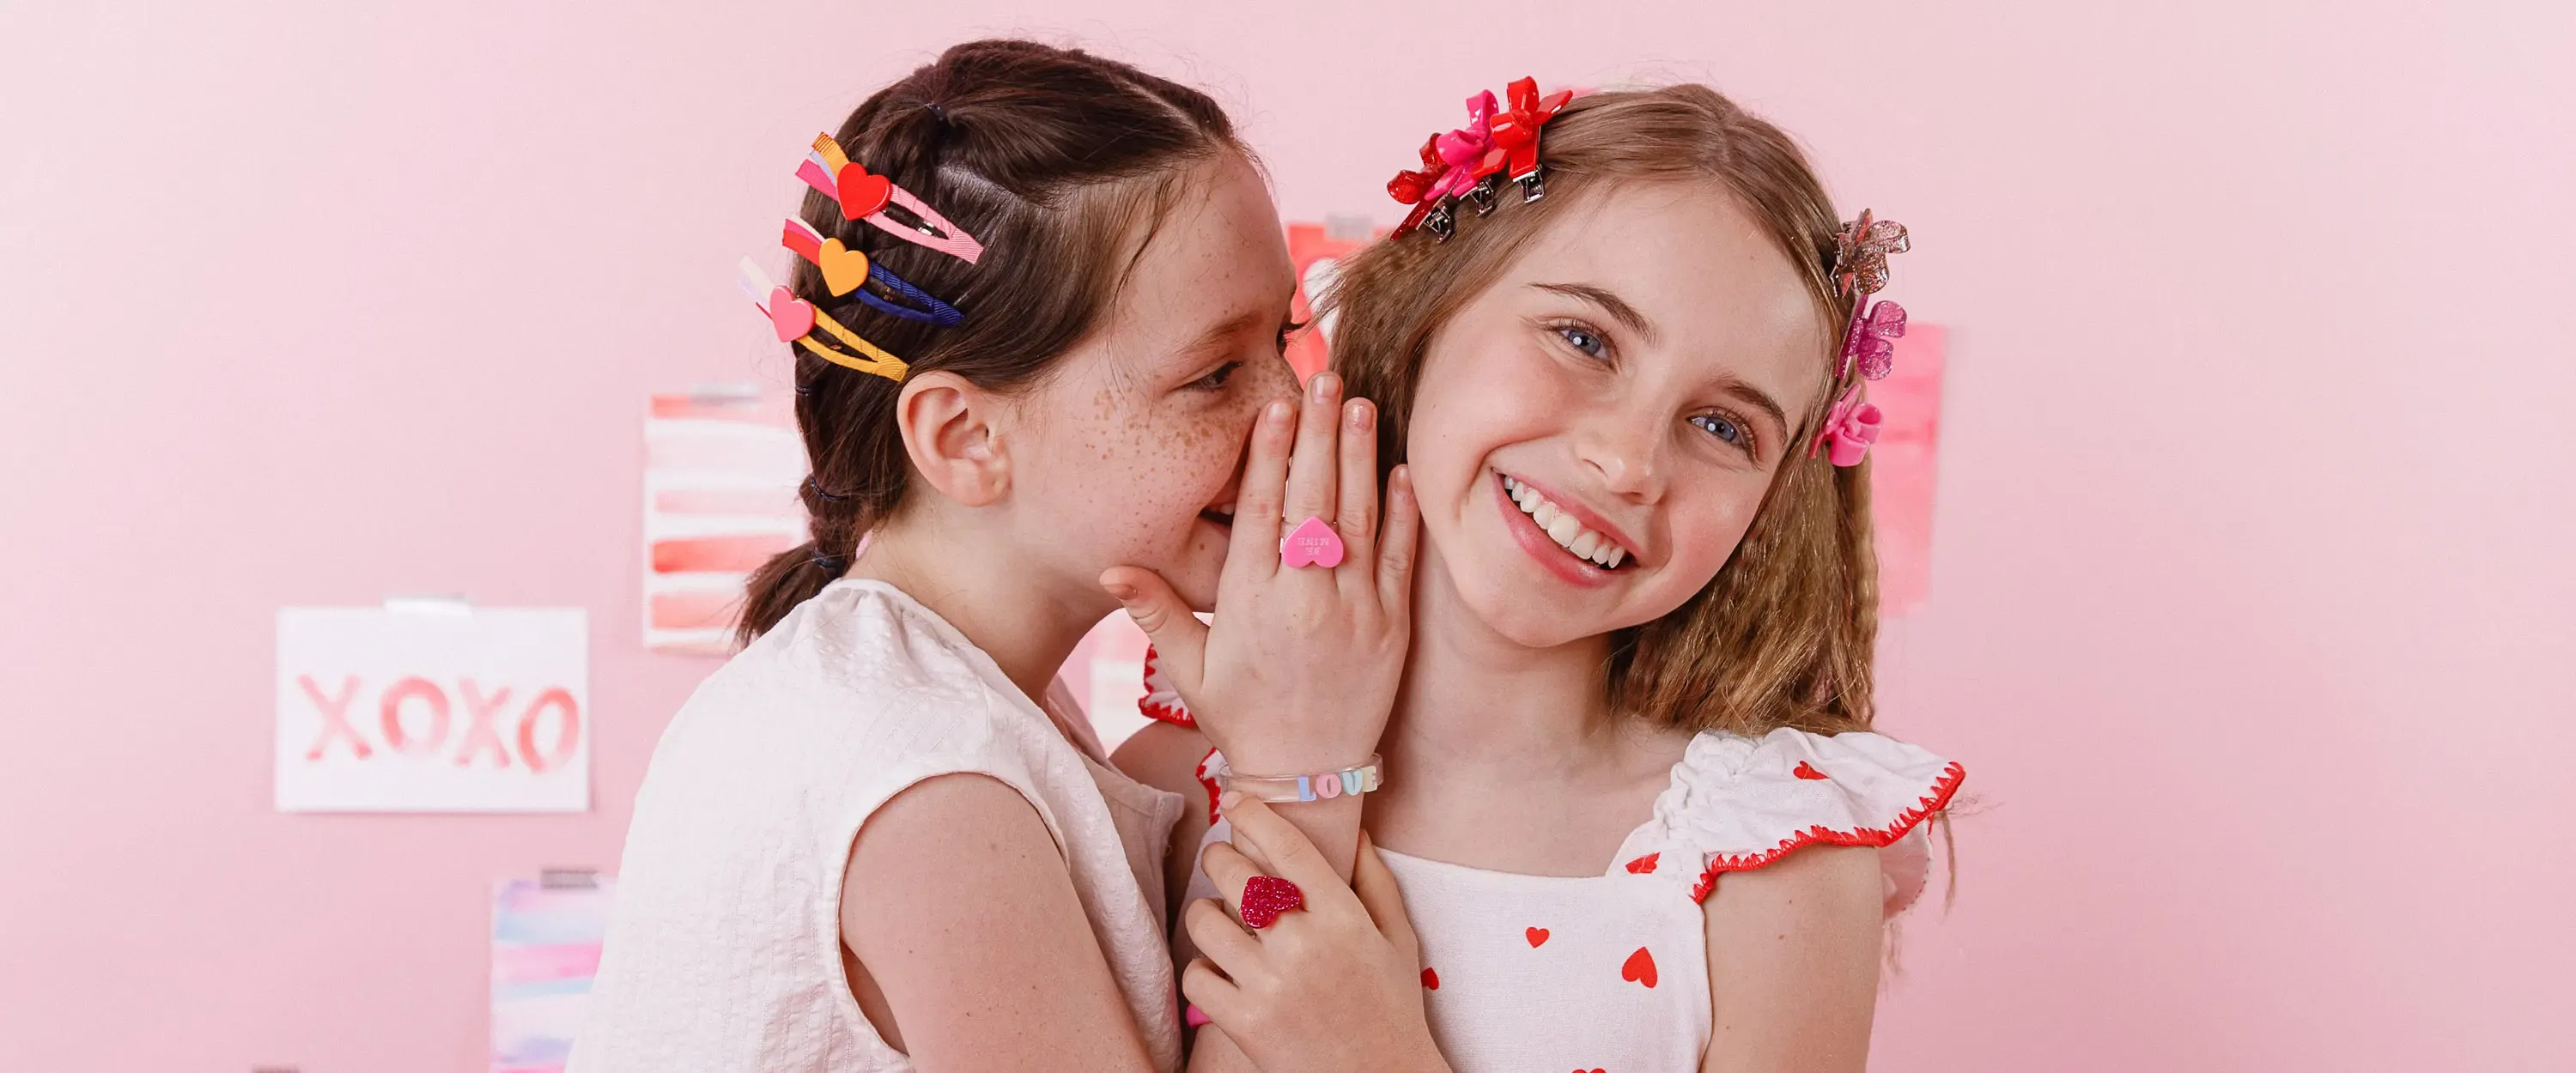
[1499,472,1631,569]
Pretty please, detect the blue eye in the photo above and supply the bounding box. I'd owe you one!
[1691,413,1743,446]
[1557,325,1606,359]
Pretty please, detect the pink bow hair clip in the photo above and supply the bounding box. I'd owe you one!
[1838,298,1908,380]
[1809,384,1882,467]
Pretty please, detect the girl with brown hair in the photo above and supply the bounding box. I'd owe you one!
[575,40,1439,1071]
[1119,80,1966,1071]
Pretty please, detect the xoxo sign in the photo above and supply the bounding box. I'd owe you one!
[276,605,590,813]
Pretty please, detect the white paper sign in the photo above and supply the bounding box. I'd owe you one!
[276,604,590,812]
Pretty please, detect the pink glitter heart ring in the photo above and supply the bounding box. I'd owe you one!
[1279,516,1346,568]
[1237,874,1306,930]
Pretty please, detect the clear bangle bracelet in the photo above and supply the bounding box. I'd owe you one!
[1218,755,1383,803]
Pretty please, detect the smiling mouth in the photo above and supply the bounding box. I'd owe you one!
[1498,473,1631,569]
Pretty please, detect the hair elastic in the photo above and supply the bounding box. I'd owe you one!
[738,257,909,382]
[811,549,850,573]
[797,134,985,264]
[780,219,965,326]
[804,476,850,503]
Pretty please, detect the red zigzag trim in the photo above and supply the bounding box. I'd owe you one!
[1690,761,1966,903]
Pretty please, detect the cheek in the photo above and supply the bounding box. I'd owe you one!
[1055,387,1250,529]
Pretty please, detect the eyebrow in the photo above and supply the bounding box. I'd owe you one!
[1185,306,1267,355]
[1716,379,1791,447]
[1531,282,1661,347]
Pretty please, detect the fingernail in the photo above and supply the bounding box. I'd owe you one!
[1218,790,1242,811]
[1103,581,1134,602]
[1349,399,1372,431]
[1267,400,1291,424]
[1310,372,1338,402]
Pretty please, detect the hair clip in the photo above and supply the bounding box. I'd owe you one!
[1840,298,1907,381]
[781,219,964,327]
[1386,78,1574,241]
[1808,209,1914,459]
[1811,383,1882,466]
[798,134,984,264]
[1487,77,1573,202]
[1832,210,1910,298]
[736,257,908,382]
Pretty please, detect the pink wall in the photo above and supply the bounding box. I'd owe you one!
[4,2,2571,1069]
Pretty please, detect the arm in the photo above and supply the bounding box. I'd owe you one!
[1699,846,1886,1073]
[840,773,1157,1072]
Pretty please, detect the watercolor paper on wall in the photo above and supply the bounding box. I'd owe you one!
[642,389,805,655]
[491,876,614,1073]
[1870,324,1946,617]
[275,604,589,812]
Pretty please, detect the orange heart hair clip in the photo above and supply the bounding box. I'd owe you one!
[735,258,908,383]
[796,134,985,265]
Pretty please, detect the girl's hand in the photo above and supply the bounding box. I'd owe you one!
[1184,796,1449,1072]
[1101,371,1419,775]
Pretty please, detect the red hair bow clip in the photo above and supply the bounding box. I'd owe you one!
[1388,135,1452,238]
[1487,76,1573,200]
[1839,299,1908,381]
[1811,384,1883,466]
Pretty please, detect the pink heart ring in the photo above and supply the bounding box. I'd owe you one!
[1279,516,1346,569]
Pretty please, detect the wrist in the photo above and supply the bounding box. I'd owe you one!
[1219,755,1382,804]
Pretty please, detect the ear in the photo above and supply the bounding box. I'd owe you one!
[893,371,1011,508]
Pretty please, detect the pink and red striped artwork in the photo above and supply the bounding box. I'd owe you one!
[642,389,804,655]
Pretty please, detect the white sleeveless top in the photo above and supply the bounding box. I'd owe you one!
[574,579,1188,1073]
[1187,729,1963,1072]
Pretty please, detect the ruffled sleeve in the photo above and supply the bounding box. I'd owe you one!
[1138,644,1194,728]
[1613,728,1963,918]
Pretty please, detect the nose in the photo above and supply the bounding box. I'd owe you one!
[1577,402,1664,501]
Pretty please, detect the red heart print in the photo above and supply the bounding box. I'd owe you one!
[835,163,894,219]
[1421,967,1439,990]
[1621,946,1657,988]
[765,286,815,342]
[1525,927,1549,948]
[1624,852,1659,874]
[1794,761,1829,780]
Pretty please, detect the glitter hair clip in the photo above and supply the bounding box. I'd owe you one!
[797,134,984,264]
[1808,209,1912,465]
[781,219,963,327]
[1387,76,1573,241]
[737,257,908,383]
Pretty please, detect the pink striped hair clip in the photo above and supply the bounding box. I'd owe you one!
[1807,209,1912,467]
[795,133,985,265]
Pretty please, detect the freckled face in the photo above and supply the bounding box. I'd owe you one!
[1001,152,1299,611]
[1403,182,1831,647]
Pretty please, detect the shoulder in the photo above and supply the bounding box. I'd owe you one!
[1112,721,1217,827]
[1626,727,1963,916]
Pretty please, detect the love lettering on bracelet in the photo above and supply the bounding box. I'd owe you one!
[1219,755,1383,803]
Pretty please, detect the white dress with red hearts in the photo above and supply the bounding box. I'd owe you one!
[1184,727,1963,1072]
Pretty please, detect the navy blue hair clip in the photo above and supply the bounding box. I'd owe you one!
[782,218,964,328]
